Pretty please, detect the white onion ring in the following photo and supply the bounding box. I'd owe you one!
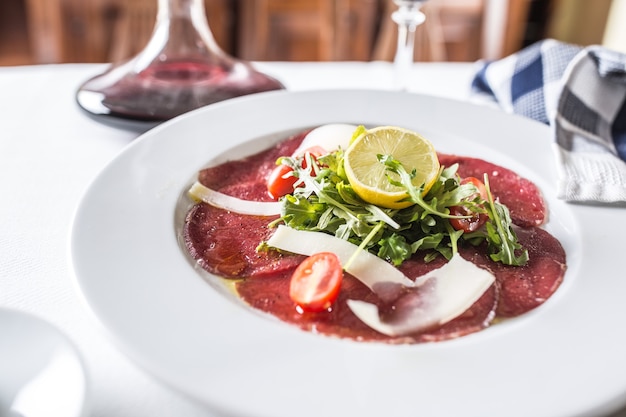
[188,182,281,216]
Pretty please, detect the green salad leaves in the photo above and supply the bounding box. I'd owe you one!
[269,146,528,267]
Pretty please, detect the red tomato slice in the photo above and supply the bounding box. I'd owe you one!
[289,252,343,313]
[299,146,327,174]
[266,146,327,200]
[449,205,487,232]
[461,177,488,200]
[449,177,488,233]
[267,164,297,200]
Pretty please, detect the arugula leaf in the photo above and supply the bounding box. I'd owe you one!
[279,194,326,228]
[378,233,413,266]
[482,176,529,266]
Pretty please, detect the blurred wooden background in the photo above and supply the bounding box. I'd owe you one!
[0,0,618,66]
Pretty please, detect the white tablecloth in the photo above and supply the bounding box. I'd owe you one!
[0,61,624,417]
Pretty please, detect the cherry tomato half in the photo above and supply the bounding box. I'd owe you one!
[449,177,488,233]
[460,177,488,200]
[449,205,488,232]
[267,164,297,200]
[266,147,326,200]
[289,252,343,313]
[299,146,326,171]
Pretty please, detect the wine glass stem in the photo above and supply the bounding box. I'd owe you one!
[392,5,426,91]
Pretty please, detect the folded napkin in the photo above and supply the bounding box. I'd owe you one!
[472,39,626,203]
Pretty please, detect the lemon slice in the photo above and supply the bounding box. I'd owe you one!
[344,126,440,209]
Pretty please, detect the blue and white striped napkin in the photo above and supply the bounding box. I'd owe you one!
[472,39,626,203]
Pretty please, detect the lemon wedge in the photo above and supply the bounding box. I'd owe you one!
[343,126,440,209]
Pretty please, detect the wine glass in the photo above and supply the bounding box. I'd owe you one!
[391,0,428,91]
[75,0,285,132]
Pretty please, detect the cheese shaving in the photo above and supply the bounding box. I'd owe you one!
[347,254,495,336]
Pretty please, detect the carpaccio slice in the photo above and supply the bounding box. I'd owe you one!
[183,130,566,344]
[185,133,307,278]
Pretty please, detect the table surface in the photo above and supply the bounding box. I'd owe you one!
[1,61,625,417]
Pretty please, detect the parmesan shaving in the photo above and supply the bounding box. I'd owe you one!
[188,182,281,216]
[347,254,495,336]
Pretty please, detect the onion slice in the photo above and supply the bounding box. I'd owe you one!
[188,182,281,216]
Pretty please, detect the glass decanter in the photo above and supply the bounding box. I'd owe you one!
[76,0,285,132]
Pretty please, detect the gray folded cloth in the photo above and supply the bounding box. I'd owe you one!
[472,39,626,203]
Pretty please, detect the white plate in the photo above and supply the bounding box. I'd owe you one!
[70,90,626,417]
